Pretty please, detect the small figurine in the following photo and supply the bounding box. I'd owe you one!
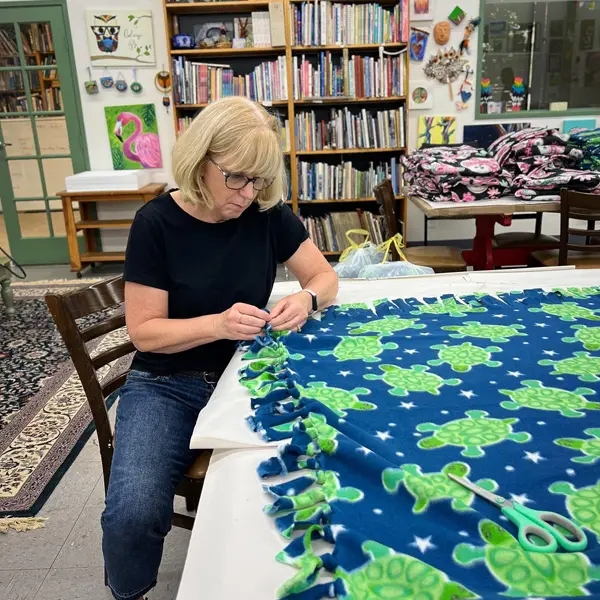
[459,17,481,55]
[510,76,526,111]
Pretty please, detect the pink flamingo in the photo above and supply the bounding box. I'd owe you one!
[114,112,162,168]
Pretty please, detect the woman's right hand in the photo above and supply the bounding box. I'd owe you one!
[215,303,270,341]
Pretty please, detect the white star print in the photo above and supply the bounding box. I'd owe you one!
[356,446,373,456]
[535,323,549,328]
[376,430,393,441]
[309,374,316,378]
[513,357,520,361]
[373,508,383,515]
[508,371,523,377]
[388,422,397,427]
[420,332,431,336]
[493,314,506,318]
[410,535,437,554]
[413,432,422,437]
[524,451,545,464]
[510,493,533,505]
[543,350,557,356]
[329,524,346,538]
[490,381,497,385]
[338,370,352,377]
[505,465,515,472]
[460,390,476,399]
[404,349,419,354]
[537,421,546,426]
[566,468,576,477]
[319,328,331,333]
[441,410,449,415]
[400,402,416,410]
[304,334,317,342]
[458,531,469,537]
[395,451,405,457]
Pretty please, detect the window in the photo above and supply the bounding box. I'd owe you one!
[479,0,600,116]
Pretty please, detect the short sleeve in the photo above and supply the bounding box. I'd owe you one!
[272,202,309,263]
[123,212,169,291]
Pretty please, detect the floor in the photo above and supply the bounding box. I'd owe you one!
[1,262,295,600]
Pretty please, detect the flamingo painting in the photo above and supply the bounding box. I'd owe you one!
[110,107,163,169]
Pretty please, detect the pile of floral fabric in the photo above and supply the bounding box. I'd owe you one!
[403,127,600,202]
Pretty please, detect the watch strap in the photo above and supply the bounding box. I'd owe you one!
[302,289,318,314]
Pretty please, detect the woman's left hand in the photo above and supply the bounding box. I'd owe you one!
[269,292,311,332]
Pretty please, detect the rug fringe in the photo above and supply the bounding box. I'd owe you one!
[0,517,47,533]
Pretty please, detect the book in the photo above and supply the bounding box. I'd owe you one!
[269,2,286,47]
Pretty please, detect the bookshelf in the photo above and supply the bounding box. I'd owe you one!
[163,0,409,256]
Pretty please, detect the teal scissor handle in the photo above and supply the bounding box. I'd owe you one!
[501,503,588,554]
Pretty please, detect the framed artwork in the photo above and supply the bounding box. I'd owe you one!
[412,0,433,22]
[562,119,596,134]
[104,104,163,170]
[580,19,595,51]
[409,28,429,61]
[86,11,155,66]
[417,116,456,147]
[463,123,531,149]
[409,80,433,110]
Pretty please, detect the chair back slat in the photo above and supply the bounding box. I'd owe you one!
[45,276,131,490]
[559,189,600,265]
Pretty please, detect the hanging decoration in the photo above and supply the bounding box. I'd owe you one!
[100,67,114,89]
[130,68,143,94]
[155,69,172,112]
[510,76,526,111]
[448,5,466,26]
[115,72,128,92]
[456,68,474,111]
[84,66,98,94]
[409,27,430,61]
[423,47,467,100]
[459,17,481,54]
[433,21,451,45]
[480,77,493,113]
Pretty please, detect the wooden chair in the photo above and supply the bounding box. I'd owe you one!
[493,213,558,249]
[530,189,600,269]
[45,276,210,531]
[374,179,467,273]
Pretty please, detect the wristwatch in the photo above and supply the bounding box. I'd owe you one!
[302,289,318,315]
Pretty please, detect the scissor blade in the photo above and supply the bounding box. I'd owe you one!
[448,474,506,508]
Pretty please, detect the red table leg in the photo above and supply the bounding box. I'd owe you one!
[462,215,512,270]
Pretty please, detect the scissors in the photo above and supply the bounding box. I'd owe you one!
[448,474,588,554]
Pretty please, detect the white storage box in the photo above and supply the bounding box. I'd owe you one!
[65,170,152,192]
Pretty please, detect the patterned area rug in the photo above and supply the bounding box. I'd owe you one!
[0,279,132,515]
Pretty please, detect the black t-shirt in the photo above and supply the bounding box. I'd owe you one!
[123,190,309,374]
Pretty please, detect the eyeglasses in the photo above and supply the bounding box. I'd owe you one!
[210,158,274,191]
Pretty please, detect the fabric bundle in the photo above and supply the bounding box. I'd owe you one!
[402,145,512,202]
[238,289,600,599]
[568,128,600,171]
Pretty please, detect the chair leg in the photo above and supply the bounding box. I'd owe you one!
[104,566,108,587]
[185,490,196,512]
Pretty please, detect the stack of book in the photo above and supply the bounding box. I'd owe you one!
[45,86,62,111]
[291,0,408,46]
[293,51,405,99]
[294,106,405,150]
[300,209,388,252]
[21,23,54,53]
[250,11,272,47]
[172,57,288,105]
[298,158,402,200]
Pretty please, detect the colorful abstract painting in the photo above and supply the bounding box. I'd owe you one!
[417,116,456,147]
[104,103,162,170]
[239,288,600,599]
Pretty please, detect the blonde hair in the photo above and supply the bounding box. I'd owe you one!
[172,97,287,210]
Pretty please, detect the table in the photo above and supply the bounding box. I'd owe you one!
[178,267,600,600]
[409,195,560,270]
[0,255,15,316]
[57,183,166,276]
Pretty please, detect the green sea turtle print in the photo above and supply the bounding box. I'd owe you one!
[453,520,600,597]
[550,480,600,541]
[554,287,600,299]
[410,297,487,318]
[240,371,282,397]
[304,412,341,455]
[499,380,599,418]
[443,321,527,343]
[555,428,600,465]
[365,364,461,396]
[528,302,600,322]
[335,302,370,312]
[265,470,363,515]
[428,342,502,373]
[318,336,398,363]
[243,343,304,362]
[539,351,600,382]
[337,540,478,599]
[416,410,531,458]
[563,325,600,351]
[348,315,425,337]
[382,462,498,513]
[297,382,375,417]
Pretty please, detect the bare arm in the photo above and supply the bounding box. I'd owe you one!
[270,239,339,331]
[125,282,270,354]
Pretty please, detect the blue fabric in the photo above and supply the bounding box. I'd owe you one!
[101,370,213,600]
[239,289,600,599]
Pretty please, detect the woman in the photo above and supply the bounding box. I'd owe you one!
[101,96,338,600]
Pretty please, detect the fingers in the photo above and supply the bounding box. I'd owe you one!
[238,313,267,329]
[270,305,296,328]
[269,299,287,319]
[272,315,307,332]
[235,303,270,323]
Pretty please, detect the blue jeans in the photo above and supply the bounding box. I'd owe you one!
[101,370,214,600]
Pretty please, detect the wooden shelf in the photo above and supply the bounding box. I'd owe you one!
[75,219,133,230]
[176,100,288,109]
[81,251,126,262]
[294,96,406,105]
[292,43,406,52]
[293,195,403,204]
[166,1,271,13]
[172,47,284,57]
[322,251,342,256]
[296,147,405,156]
[290,0,398,3]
